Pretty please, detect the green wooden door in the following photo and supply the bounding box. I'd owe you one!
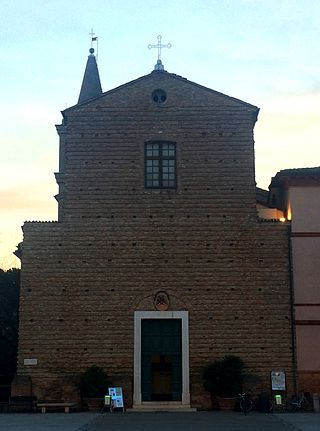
[141,319,182,401]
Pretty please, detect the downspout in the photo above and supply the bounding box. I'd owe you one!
[288,222,297,394]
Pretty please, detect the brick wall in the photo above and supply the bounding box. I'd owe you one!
[16,71,295,407]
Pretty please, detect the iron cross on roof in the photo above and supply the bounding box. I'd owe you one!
[148,35,171,71]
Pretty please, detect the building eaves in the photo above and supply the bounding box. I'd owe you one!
[62,70,259,116]
[270,167,320,188]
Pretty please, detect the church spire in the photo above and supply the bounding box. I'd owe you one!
[78,48,102,104]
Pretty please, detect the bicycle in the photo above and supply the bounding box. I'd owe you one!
[283,393,313,412]
[238,392,253,415]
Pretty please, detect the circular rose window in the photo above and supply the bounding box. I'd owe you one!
[152,89,167,104]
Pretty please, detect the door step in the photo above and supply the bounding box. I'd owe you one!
[128,402,196,412]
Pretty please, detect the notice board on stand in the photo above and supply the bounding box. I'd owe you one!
[270,371,286,391]
[108,387,125,411]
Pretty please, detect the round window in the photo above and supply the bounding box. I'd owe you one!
[151,89,167,104]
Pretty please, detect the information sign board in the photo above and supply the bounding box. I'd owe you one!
[108,387,124,409]
[271,371,286,391]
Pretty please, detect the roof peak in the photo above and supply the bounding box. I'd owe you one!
[78,48,102,104]
[153,59,165,71]
[63,70,259,113]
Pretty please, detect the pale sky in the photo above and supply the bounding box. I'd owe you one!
[1,0,319,269]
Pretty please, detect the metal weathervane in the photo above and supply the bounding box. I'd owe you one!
[148,35,171,70]
[89,28,99,61]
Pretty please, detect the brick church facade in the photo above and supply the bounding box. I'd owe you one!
[15,50,295,409]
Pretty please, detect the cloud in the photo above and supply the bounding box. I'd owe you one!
[255,91,320,188]
[0,181,57,269]
[0,185,56,213]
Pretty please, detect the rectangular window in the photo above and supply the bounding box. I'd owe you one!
[145,142,176,189]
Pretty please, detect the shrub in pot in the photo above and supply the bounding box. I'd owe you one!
[203,355,245,410]
[78,366,110,410]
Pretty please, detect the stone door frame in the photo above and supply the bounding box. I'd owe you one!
[133,311,190,406]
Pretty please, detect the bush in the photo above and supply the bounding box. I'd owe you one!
[78,366,110,398]
[203,355,244,398]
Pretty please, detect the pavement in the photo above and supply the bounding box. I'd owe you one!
[0,411,319,431]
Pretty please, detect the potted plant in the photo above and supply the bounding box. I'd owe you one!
[78,366,110,411]
[203,355,245,410]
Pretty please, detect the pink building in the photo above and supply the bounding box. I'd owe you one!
[266,168,320,394]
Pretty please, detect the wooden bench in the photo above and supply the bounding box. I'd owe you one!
[37,402,77,413]
[8,396,37,412]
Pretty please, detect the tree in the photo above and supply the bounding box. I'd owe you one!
[0,268,20,383]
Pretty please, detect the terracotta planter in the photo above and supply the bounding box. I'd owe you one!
[83,397,103,411]
[217,397,237,411]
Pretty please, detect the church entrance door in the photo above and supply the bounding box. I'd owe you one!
[141,319,182,401]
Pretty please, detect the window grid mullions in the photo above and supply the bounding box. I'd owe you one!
[145,142,176,189]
